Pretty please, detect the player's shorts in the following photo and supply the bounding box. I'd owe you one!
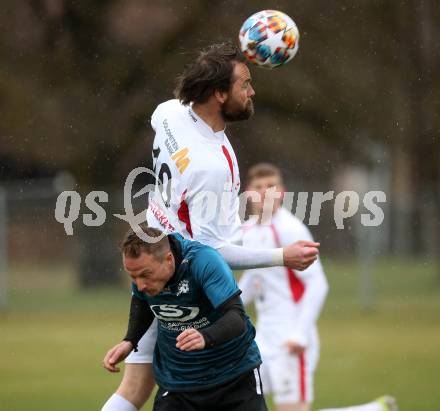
[152,367,268,411]
[259,343,319,404]
[124,319,157,364]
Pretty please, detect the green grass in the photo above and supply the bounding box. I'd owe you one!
[0,258,439,410]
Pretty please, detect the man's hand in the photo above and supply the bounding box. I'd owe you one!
[102,341,133,372]
[283,240,320,271]
[284,340,305,355]
[176,328,205,351]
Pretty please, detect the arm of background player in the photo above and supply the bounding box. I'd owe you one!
[280,223,329,346]
[290,259,329,346]
[123,292,155,351]
[237,270,257,306]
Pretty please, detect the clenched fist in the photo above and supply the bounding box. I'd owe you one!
[283,240,320,271]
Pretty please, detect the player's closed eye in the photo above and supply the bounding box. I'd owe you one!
[241,79,250,88]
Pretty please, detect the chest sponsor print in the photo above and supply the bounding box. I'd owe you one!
[150,304,199,322]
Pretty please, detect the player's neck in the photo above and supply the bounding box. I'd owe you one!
[257,213,271,225]
[257,205,280,225]
[192,103,225,133]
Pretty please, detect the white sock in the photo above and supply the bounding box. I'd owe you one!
[101,393,138,411]
[318,401,382,411]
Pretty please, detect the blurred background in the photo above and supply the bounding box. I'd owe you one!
[0,1,439,410]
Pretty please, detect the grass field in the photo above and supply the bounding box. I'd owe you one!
[1,258,439,411]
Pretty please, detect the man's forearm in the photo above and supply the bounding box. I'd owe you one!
[292,273,329,345]
[123,294,155,351]
[217,243,284,270]
[199,294,246,347]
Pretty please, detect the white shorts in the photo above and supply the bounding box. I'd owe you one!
[124,319,158,364]
[260,343,319,404]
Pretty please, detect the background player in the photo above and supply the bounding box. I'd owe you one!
[239,163,328,411]
[103,224,268,411]
[239,163,397,411]
[102,43,320,411]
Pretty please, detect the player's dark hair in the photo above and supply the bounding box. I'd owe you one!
[174,43,247,105]
[246,163,284,186]
[121,223,170,260]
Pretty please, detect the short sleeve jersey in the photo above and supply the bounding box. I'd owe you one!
[146,99,242,249]
[132,234,261,391]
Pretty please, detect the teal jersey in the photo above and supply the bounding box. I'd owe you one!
[132,234,261,391]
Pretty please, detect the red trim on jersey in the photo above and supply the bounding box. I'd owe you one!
[177,190,193,238]
[299,352,306,401]
[269,224,305,302]
[287,267,305,302]
[221,145,234,184]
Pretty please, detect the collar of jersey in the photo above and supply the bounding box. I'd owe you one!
[188,106,226,143]
[163,234,185,290]
[257,207,283,226]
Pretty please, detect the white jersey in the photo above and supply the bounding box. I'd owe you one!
[146,99,241,249]
[239,207,328,356]
[126,100,286,365]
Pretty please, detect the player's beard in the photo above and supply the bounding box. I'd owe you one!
[221,96,254,122]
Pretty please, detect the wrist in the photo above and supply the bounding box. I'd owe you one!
[272,248,284,266]
[200,330,215,348]
[122,339,136,352]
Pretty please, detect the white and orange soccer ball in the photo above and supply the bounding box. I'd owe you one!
[238,10,300,68]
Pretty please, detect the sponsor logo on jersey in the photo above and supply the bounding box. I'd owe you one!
[171,147,190,174]
[176,279,190,296]
[163,119,179,155]
[188,108,198,123]
[149,200,176,232]
[150,304,200,322]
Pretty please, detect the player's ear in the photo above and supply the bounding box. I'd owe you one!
[165,251,174,266]
[214,89,228,104]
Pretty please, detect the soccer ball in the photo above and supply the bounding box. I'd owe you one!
[238,10,300,68]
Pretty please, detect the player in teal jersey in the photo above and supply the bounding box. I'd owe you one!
[103,224,267,411]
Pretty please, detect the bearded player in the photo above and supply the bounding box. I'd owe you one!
[101,43,320,411]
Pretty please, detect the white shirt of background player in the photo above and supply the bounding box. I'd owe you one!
[240,207,328,352]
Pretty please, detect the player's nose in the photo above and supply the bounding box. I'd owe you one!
[248,85,255,97]
[137,281,147,293]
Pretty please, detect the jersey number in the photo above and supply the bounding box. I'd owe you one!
[152,147,172,207]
